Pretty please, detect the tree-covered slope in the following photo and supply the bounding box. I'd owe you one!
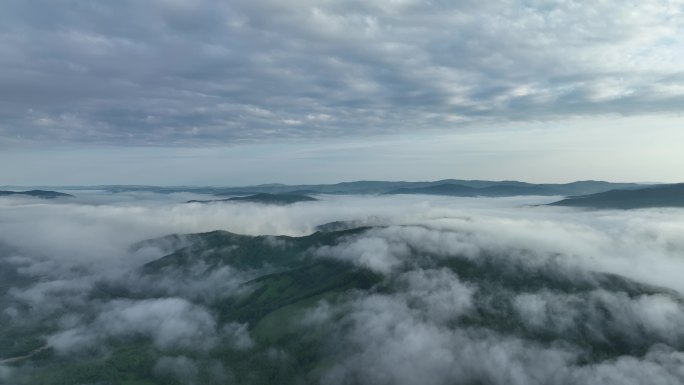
[5,225,684,385]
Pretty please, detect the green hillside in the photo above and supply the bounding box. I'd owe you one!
[4,226,683,384]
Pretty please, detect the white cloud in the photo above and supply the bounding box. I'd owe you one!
[3,193,684,383]
[47,298,220,353]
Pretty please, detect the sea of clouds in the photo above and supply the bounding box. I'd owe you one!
[2,191,684,384]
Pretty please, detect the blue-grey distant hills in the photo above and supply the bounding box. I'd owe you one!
[0,190,73,199]
[383,181,654,197]
[187,193,317,205]
[384,183,555,197]
[549,183,684,209]
[71,180,648,197]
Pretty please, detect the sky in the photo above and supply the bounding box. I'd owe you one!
[1,0,683,185]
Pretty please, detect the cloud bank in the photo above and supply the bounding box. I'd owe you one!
[2,192,684,384]
[1,0,683,146]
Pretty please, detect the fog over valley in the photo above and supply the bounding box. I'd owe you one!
[2,189,684,384]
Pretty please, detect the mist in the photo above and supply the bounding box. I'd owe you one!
[2,191,684,384]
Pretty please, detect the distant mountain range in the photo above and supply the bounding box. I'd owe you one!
[0,190,73,199]
[16,180,648,197]
[549,183,684,209]
[7,182,682,207]
[187,193,317,205]
[385,183,556,197]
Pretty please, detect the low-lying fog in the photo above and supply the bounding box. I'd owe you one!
[2,191,684,384]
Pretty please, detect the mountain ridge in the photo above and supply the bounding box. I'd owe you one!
[187,193,318,205]
[15,180,649,197]
[0,190,74,199]
[549,183,684,209]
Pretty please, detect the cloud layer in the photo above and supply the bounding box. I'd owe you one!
[1,0,683,145]
[3,192,684,384]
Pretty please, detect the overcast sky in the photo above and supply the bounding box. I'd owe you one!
[1,0,683,185]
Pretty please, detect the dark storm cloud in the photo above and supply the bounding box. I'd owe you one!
[1,0,682,145]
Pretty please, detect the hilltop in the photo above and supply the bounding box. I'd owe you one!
[8,226,680,384]
[0,190,73,199]
[549,183,684,209]
[187,193,318,205]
